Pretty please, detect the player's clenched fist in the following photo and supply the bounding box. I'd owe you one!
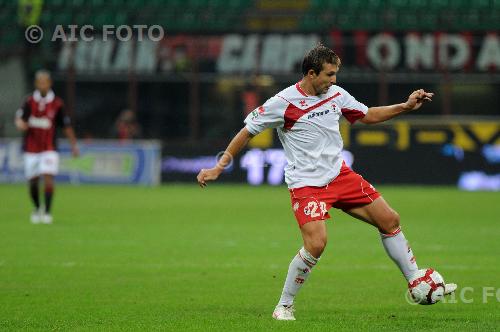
[404,89,434,111]
[197,167,222,188]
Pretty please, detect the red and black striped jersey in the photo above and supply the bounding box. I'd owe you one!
[17,90,71,153]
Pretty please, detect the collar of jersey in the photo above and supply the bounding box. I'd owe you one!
[295,82,337,101]
[33,90,55,103]
[295,81,310,97]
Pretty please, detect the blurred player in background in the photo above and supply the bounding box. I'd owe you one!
[197,44,457,320]
[15,69,79,224]
[113,109,142,142]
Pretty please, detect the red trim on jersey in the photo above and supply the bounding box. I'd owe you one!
[284,92,341,130]
[295,82,309,97]
[341,108,366,124]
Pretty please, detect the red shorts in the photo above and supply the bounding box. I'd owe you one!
[289,162,380,227]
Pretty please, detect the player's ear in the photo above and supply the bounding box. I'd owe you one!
[307,69,317,78]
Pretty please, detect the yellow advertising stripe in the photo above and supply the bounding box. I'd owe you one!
[416,131,448,144]
[394,121,410,151]
[356,131,389,145]
[249,128,273,148]
[340,122,350,148]
[469,122,500,143]
[450,123,475,151]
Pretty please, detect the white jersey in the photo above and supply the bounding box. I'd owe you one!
[244,82,368,188]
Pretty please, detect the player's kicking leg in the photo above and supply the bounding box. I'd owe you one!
[273,220,327,321]
[346,197,457,296]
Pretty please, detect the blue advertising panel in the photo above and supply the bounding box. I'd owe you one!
[0,140,161,185]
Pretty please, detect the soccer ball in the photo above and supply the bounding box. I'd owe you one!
[407,268,445,305]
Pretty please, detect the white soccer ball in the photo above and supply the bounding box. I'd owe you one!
[408,268,446,305]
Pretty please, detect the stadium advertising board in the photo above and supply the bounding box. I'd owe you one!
[162,120,500,189]
[54,31,499,74]
[0,140,161,185]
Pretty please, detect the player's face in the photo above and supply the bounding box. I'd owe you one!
[35,75,52,96]
[312,63,338,95]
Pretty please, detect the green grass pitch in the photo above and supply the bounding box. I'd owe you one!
[0,184,499,331]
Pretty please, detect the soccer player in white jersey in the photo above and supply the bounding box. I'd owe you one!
[197,44,457,320]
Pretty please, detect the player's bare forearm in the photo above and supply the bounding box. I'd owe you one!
[217,127,253,169]
[15,118,28,131]
[64,126,80,157]
[361,89,433,124]
[361,104,408,124]
[197,127,254,188]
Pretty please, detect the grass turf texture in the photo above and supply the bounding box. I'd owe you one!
[0,184,499,331]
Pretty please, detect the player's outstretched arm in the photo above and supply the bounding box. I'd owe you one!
[197,127,254,188]
[360,89,434,124]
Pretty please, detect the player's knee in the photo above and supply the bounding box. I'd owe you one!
[392,211,401,228]
[379,210,400,234]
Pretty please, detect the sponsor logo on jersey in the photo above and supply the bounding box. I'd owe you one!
[28,116,51,129]
[250,106,265,120]
[299,100,308,107]
[331,103,340,113]
[307,109,330,119]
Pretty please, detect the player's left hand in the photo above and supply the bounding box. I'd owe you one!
[404,89,433,111]
[197,167,222,188]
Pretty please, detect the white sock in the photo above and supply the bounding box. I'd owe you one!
[380,227,418,281]
[277,247,319,306]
